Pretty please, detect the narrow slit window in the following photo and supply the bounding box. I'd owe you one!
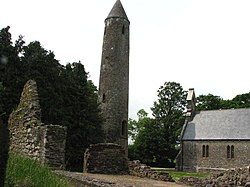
[202,145,209,157]
[121,120,127,136]
[206,145,209,157]
[122,25,125,35]
[231,145,234,158]
[104,26,107,35]
[227,145,230,158]
[102,94,106,103]
[227,145,234,159]
[202,145,206,157]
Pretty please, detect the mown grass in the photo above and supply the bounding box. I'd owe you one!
[5,153,72,187]
[152,168,209,181]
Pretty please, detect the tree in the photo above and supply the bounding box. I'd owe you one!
[0,27,103,171]
[150,82,187,166]
[232,92,250,109]
[0,27,25,124]
[196,94,223,111]
[128,109,150,142]
[131,120,169,166]
[195,93,250,111]
[129,82,187,167]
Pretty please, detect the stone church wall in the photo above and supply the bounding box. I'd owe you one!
[181,141,198,172]
[8,80,67,169]
[181,140,250,172]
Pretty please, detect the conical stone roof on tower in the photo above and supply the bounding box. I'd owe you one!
[107,0,129,21]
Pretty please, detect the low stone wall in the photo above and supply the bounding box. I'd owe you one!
[179,166,250,187]
[8,80,67,169]
[128,160,174,182]
[84,143,129,174]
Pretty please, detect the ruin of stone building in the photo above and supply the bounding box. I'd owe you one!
[8,80,67,169]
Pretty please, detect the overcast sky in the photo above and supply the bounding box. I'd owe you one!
[1,0,250,119]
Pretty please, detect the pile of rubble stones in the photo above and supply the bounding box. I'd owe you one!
[128,160,174,182]
[179,167,250,187]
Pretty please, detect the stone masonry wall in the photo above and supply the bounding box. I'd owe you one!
[128,160,174,182]
[41,124,67,169]
[8,80,67,169]
[84,143,129,174]
[182,140,250,172]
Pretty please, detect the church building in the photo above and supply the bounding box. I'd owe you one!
[176,88,250,172]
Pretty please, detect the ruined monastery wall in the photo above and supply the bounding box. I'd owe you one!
[8,80,67,169]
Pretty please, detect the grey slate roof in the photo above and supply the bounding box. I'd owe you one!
[107,0,129,21]
[182,108,250,140]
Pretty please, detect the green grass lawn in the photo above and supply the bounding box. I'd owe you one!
[5,153,72,187]
[152,168,209,181]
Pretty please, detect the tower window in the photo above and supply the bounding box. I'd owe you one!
[102,94,106,103]
[122,25,125,35]
[121,120,127,136]
[104,26,107,35]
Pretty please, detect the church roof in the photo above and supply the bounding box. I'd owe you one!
[107,0,129,21]
[182,108,250,140]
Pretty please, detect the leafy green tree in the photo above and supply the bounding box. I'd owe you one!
[150,82,187,166]
[0,84,8,187]
[196,94,223,111]
[0,27,25,123]
[21,41,65,125]
[0,27,103,171]
[195,93,250,110]
[232,92,250,108]
[61,62,103,171]
[128,109,150,142]
[129,82,187,167]
[131,119,174,167]
[128,109,153,161]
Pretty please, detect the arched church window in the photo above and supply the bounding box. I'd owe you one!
[227,145,234,159]
[202,145,209,157]
[227,145,230,158]
[206,145,209,157]
[202,145,206,157]
[231,145,234,158]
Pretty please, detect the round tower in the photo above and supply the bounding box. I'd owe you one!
[98,0,130,156]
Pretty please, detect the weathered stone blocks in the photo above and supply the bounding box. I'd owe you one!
[128,160,174,182]
[8,80,67,169]
[179,166,250,187]
[84,143,129,174]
